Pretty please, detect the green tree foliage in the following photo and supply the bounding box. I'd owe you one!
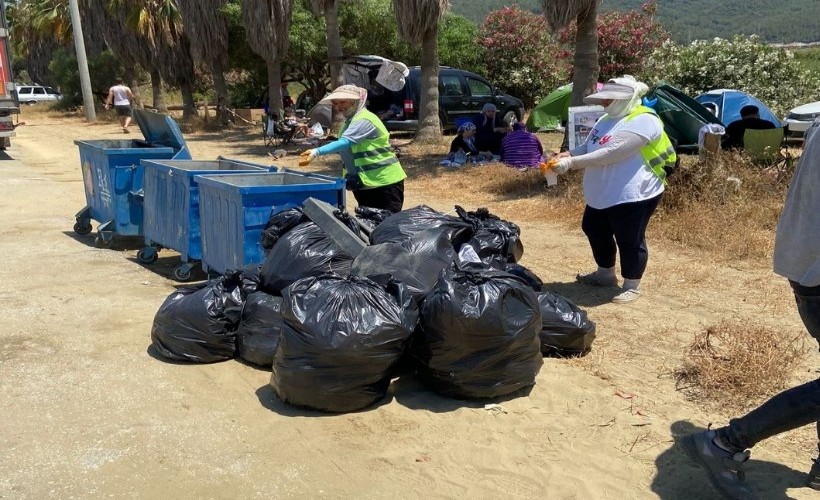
[48,48,129,108]
[477,6,568,108]
[644,36,820,116]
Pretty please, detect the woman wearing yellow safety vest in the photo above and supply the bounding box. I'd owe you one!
[551,76,676,304]
[299,84,407,213]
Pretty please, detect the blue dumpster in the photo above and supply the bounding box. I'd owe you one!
[73,110,191,247]
[138,158,277,281]
[196,170,346,275]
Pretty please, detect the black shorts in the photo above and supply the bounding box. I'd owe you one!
[114,104,132,117]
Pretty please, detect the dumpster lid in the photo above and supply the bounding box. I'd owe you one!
[133,109,188,152]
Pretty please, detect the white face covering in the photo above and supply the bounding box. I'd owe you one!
[604,99,635,118]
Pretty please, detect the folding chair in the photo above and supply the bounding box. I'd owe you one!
[261,114,295,147]
[743,127,793,178]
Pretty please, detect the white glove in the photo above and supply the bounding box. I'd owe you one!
[298,149,318,166]
[552,157,573,175]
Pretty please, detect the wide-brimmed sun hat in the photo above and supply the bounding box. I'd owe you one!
[319,84,366,105]
[583,82,637,104]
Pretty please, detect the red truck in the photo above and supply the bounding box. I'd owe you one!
[0,1,19,149]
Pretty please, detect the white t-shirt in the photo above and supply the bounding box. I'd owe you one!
[110,85,131,106]
[581,113,665,209]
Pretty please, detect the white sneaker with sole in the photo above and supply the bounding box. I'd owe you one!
[612,288,641,303]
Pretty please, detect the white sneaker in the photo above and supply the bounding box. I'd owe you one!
[612,288,641,303]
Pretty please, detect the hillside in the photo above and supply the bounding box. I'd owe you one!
[449,0,820,44]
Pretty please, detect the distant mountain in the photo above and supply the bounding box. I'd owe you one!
[449,0,820,44]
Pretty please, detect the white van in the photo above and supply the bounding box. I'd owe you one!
[16,84,62,104]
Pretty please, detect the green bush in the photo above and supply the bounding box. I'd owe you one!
[644,35,820,116]
[48,48,129,109]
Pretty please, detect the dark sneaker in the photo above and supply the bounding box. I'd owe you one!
[682,430,759,500]
[809,458,820,490]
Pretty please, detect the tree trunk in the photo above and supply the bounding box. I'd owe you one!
[151,70,167,113]
[125,69,142,109]
[267,58,284,118]
[325,1,344,89]
[415,27,442,144]
[569,5,600,107]
[211,57,230,126]
[180,81,197,120]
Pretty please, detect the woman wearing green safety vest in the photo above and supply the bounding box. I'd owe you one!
[551,76,676,304]
[299,84,407,213]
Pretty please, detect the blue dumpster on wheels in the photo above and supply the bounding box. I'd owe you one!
[196,170,346,275]
[138,158,277,281]
[73,110,191,247]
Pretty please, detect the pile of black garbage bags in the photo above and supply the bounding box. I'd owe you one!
[150,205,597,413]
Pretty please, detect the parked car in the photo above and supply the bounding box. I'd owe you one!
[783,100,820,138]
[375,67,525,132]
[16,84,61,104]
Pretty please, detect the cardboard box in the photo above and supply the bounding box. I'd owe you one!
[234,108,266,122]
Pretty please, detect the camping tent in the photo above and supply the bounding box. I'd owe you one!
[644,83,723,152]
[307,55,409,129]
[695,89,781,128]
[526,83,604,132]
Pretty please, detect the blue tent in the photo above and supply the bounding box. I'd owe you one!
[695,89,781,127]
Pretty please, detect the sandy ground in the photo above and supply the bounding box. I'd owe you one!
[1,109,818,499]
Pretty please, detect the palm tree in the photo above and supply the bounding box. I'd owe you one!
[177,0,231,123]
[242,0,293,118]
[391,0,448,143]
[541,0,600,107]
[307,0,343,88]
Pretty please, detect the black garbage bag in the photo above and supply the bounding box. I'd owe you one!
[271,275,418,412]
[537,291,597,356]
[260,208,308,251]
[350,229,454,302]
[241,264,263,294]
[260,221,355,295]
[503,263,544,292]
[414,269,543,399]
[236,292,284,367]
[333,209,363,239]
[369,205,474,248]
[455,206,523,266]
[355,206,393,230]
[150,271,246,363]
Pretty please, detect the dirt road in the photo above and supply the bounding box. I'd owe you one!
[1,110,817,499]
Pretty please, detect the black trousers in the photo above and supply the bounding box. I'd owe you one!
[580,194,662,280]
[353,180,404,213]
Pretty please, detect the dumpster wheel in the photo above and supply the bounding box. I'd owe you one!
[137,247,158,264]
[173,263,193,282]
[73,219,93,235]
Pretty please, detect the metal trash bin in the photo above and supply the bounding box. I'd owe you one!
[73,110,191,247]
[196,170,346,275]
[138,158,276,281]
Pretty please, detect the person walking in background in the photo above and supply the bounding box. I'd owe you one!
[722,104,776,150]
[104,78,135,134]
[501,122,545,170]
[298,84,406,213]
[683,118,820,499]
[551,75,677,304]
[472,103,508,155]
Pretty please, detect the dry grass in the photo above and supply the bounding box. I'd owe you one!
[674,321,808,411]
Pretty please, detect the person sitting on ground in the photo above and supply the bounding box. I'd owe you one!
[472,103,508,155]
[501,122,545,169]
[377,103,403,121]
[722,104,776,149]
[449,122,492,163]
